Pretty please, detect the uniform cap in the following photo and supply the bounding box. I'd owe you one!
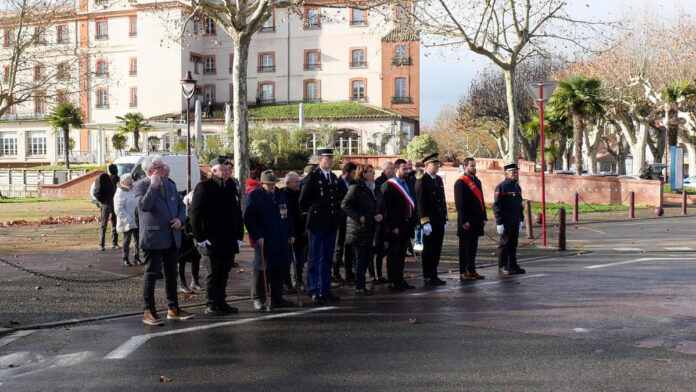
[317,147,334,157]
[504,163,519,171]
[422,153,441,165]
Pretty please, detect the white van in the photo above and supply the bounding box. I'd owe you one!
[113,154,201,194]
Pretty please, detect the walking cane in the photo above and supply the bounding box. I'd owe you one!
[290,243,303,307]
[260,246,271,312]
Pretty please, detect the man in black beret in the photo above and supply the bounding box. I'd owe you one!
[493,163,525,275]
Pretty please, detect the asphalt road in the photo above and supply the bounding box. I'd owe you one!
[2,216,696,391]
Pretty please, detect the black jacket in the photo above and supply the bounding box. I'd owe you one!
[381,177,417,234]
[493,178,524,226]
[282,187,307,245]
[415,173,447,226]
[299,168,340,232]
[375,172,390,188]
[336,176,352,218]
[189,175,244,255]
[94,172,119,204]
[454,173,487,237]
[342,180,384,247]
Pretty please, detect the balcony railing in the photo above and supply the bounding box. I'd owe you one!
[257,65,276,72]
[260,25,276,32]
[351,95,367,102]
[350,20,367,26]
[203,68,217,75]
[392,56,412,66]
[304,63,321,71]
[391,96,412,104]
[304,22,321,30]
[0,112,46,121]
[349,61,367,68]
[304,97,322,103]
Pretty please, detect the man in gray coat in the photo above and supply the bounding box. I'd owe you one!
[134,155,193,325]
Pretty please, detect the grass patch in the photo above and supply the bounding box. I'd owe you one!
[0,199,96,221]
[528,201,633,215]
[663,183,696,195]
[249,102,398,120]
[0,197,53,204]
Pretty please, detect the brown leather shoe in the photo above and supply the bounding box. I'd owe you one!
[460,272,485,281]
[143,309,164,326]
[167,307,194,320]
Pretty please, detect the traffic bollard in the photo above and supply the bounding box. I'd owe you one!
[525,200,533,239]
[573,192,579,222]
[683,189,688,216]
[629,192,635,219]
[558,207,566,251]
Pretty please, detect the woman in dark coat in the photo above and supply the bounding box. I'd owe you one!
[341,164,385,296]
[244,170,296,310]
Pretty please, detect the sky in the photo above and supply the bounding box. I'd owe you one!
[418,0,696,125]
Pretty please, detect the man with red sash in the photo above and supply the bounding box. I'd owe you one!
[454,157,487,281]
[381,159,417,291]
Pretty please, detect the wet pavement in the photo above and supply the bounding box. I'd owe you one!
[2,216,696,390]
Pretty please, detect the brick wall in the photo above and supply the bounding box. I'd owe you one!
[40,170,101,200]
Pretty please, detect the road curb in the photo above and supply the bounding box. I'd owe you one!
[0,327,12,338]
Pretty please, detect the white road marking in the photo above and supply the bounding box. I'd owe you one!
[409,274,547,296]
[104,306,337,360]
[613,247,643,252]
[573,328,590,333]
[585,257,696,269]
[0,330,37,349]
[665,247,693,251]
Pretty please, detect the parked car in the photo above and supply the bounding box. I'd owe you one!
[113,154,200,194]
[617,174,642,180]
[684,175,696,188]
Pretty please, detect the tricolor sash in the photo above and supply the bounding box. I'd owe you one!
[460,174,484,213]
[387,178,415,215]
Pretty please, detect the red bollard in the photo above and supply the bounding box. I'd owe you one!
[683,189,688,216]
[525,200,533,239]
[573,192,579,222]
[629,192,635,219]
[558,207,566,251]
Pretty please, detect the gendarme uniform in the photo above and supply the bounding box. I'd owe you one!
[415,153,448,285]
[298,147,341,302]
[493,163,524,274]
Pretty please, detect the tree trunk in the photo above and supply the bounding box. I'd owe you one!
[133,130,140,152]
[63,126,70,169]
[582,123,604,174]
[572,113,583,174]
[503,67,520,163]
[232,34,252,197]
[487,128,508,159]
[630,121,649,175]
[563,140,572,170]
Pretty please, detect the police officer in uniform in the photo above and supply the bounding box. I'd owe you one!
[299,147,341,303]
[493,163,525,275]
[415,153,448,286]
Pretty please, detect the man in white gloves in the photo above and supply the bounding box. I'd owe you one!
[493,163,525,275]
[190,157,245,316]
[415,153,448,286]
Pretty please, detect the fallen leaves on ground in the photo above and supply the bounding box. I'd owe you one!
[409,318,421,324]
[655,359,672,363]
[0,216,99,228]
[157,376,172,383]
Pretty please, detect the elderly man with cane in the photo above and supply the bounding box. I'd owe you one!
[133,155,193,325]
[245,170,296,311]
[190,157,244,315]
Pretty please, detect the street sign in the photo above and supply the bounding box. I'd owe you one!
[670,146,684,190]
[526,81,558,104]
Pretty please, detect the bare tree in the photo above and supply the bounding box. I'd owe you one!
[399,0,615,162]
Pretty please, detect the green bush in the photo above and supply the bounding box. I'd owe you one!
[404,135,439,161]
[250,139,274,165]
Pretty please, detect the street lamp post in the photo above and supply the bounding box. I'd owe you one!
[526,81,558,247]
[181,71,197,194]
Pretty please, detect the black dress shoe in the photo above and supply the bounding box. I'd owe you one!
[498,267,515,275]
[512,265,526,274]
[123,259,132,266]
[355,288,373,296]
[321,293,341,302]
[218,303,239,314]
[377,277,389,284]
[423,278,435,286]
[433,277,447,286]
[310,295,323,304]
[401,281,415,290]
[388,283,404,292]
[205,306,223,316]
[253,299,266,310]
[271,298,294,308]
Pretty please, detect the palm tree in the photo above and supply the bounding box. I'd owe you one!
[522,112,568,173]
[662,81,696,148]
[116,112,152,152]
[550,76,605,175]
[48,103,85,169]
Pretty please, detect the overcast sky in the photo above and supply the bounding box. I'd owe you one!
[418,0,696,125]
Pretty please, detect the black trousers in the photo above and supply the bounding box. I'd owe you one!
[368,232,385,279]
[353,245,373,291]
[122,228,140,262]
[252,268,284,303]
[178,256,200,287]
[386,226,409,285]
[498,225,519,268]
[422,223,444,280]
[202,254,234,308]
[142,246,179,311]
[284,241,307,287]
[99,202,118,247]
[333,218,354,279]
[458,235,479,274]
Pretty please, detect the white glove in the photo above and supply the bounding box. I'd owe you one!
[444,220,449,229]
[198,239,212,246]
[238,240,243,248]
[496,225,504,235]
[423,223,433,236]
[519,221,524,230]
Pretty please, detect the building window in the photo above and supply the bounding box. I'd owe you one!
[96,88,109,108]
[304,80,320,102]
[204,57,216,74]
[350,49,366,68]
[56,90,68,104]
[34,92,46,114]
[304,50,320,70]
[258,83,274,103]
[335,130,359,156]
[190,53,202,74]
[164,134,174,151]
[304,7,321,29]
[34,28,47,45]
[228,54,234,74]
[0,132,18,156]
[261,11,275,32]
[395,2,408,20]
[258,53,275,72]
[27,131,47,156]
[57,62,69,80]
[95,59,108,76]
[392,77,411,103]
[204,18,216,35]
[96,20,108,40]
[3,65,9,83]
[351,79,365,100]
[130,87,137,107]
[129,57,137,76]
[350,7,367,26]
[3,30,14,47]
[203,85,215,103]
[57,132,67,157]
[57,25,68,43]
[393,44,412,66]
[34,63,45,80]
[129,16,137,37]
